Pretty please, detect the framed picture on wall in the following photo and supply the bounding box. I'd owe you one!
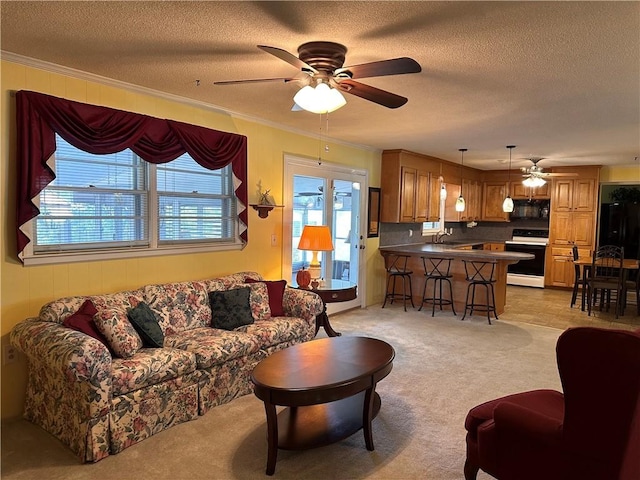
[367,187,381,238]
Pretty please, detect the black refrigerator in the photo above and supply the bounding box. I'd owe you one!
[598,203,640,260]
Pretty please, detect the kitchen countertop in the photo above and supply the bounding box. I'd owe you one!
[379,243,533,263]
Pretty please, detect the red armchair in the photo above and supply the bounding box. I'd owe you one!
[464,327,640,480]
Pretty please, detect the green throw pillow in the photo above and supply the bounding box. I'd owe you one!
[127,302,164,348]
[209,287,254,330]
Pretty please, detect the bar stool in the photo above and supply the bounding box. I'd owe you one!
[419,257,456,317]
[382,254,414,311]
[461,259,498,324]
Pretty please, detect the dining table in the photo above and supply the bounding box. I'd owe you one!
[573,257,640,315]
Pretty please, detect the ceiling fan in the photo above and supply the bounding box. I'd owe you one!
[520,158,577,179]
[213,41,422,110]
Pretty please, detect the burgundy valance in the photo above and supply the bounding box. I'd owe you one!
[16,90,248,260]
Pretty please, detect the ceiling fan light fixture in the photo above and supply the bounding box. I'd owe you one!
[523,176,547,188]
[293,82,346,114]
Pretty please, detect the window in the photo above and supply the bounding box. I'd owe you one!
[31,135,239,261]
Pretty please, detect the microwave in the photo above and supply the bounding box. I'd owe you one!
[510,199,550,219]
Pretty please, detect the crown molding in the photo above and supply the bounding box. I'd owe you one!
[1,51,378,152]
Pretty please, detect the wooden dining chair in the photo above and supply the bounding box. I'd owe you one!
[587,245,625,319]
[570,245,588,311]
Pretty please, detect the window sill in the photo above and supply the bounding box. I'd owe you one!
[22,242,244,266]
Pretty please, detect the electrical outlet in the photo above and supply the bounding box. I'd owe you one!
[3,345,17,364]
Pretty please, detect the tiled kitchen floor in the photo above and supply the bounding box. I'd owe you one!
[505,285,640,331]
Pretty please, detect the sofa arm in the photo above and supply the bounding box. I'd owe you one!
[282,288,324,325]
[10,318,113,420]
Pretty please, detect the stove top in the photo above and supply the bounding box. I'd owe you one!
[509,228,550,245]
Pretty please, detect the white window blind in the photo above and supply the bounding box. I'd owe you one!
[156,154,235,244]
[34,135,237,256]
[35,138,147,252]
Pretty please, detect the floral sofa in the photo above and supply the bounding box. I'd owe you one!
[10,272,323,463]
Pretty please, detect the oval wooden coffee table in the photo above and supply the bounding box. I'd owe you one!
[251,336,395,475]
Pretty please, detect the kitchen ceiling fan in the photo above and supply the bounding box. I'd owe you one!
[520,158,578,179]
[213,41,422,111]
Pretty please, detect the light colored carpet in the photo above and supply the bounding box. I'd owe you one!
[1,305,564,480]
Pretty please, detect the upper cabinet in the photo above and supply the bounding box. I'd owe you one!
[552,177,597,212]
[513,182,550,199]
[381,150,442,223]
[481,181,510,222]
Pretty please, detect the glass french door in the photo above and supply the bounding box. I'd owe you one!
[284,155,367,314]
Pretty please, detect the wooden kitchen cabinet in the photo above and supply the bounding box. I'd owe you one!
[461,179,481,221]
[381,150,442,223]
[399,167,430,222]
[481,182,510,222]
[484,243,505,251]
[513,183,550,199]
[552,178,596,213]
[546,246,592,287]
[545,166,600,287]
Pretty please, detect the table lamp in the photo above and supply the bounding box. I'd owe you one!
[297,225,334,283]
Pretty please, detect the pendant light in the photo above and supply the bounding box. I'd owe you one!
[502,145,516,213]
[455,148,467,212]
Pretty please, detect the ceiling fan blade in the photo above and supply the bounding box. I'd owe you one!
[336,79,408,108]
[257,45,317,73]
[214,77,297,85]
[336,57,422,79]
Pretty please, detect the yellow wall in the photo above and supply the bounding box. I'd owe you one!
[601,165,640,183]
[0,60,383,419]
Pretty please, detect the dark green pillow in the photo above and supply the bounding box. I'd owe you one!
[209,287,254,330]
[127,302,164,348]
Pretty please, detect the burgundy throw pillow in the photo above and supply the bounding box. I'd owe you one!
[245,278,287,317]
[63,299,110,349]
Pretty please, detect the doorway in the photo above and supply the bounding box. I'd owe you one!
[283,154,367,314]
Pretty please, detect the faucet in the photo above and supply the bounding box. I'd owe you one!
[434,230,451,244]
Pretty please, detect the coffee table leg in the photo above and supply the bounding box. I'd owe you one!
[264,401,278,475]
[363,386,376,451]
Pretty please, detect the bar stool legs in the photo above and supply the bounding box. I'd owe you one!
[382,254,414,311]
[461,260,498,325]
[419,257,456,316]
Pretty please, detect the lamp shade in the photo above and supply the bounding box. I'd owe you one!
[523,176,547,188]
[455,195,466,212]
[293,83,347,114]
[297,225,334,251]
[502,195,514,213]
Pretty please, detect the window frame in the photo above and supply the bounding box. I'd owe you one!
[21,141,243,266]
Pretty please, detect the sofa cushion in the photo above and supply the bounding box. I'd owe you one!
[127,302,164,348]
[245,278,287,317]
[62,299,111,349]
[111,348,198,396]
[164,327,260,369]
[209,287,254,330]
[237,282,271,321]
[90,290,145,312]
[217,271,262,288]
[94,308,143,359]
[237,317,315,347]
[143,281,211,335]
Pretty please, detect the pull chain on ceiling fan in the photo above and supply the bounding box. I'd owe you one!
[214,41,422,113]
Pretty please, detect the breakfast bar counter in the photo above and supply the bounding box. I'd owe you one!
[379,244,533,316]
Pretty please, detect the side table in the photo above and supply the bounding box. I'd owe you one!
[296,279,357,337]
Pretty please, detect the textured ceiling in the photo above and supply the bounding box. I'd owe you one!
[1,1,639,170]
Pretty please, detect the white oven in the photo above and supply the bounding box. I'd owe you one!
[505,229,549,288]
